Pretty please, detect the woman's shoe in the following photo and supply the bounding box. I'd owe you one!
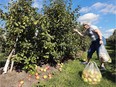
[100,66,106,71]
[81,61,88,65]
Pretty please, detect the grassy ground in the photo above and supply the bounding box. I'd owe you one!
[0,42,115,87]
[35,60,115,87]
[35,44,116,87]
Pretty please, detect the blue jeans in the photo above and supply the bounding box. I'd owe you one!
[87,39,101,59]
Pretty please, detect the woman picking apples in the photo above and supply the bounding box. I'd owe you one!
[74,23,106,70]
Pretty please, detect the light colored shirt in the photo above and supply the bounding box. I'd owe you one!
[84,25,99,41]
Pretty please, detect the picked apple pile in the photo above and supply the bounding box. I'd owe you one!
[82,69,102,84]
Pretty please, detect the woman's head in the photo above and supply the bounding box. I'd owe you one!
[83,23,90,29]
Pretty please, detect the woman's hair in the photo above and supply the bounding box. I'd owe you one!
[82,23,89,27]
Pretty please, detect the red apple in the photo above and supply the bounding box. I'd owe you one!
[35,75,40,80]
[46,66,50,70]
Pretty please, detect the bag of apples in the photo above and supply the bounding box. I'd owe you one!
[99,44,111,63]
[82,61,102,84]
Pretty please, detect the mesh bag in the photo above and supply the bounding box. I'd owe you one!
[99,44,111,63]
[82,61,102,84]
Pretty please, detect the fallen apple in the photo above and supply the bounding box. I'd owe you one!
[18,80,24,87]
[36,75,40,80]
[58,68,62,71]
[35,72,38,76]
[40,68,44,71]
[60,65,63,68]
[46,66,50,70]
[57,63,61,66]
[20,80,24,84]
[43,75,48,79]
[43,68,47,72]
[28,74,32,81]
[48,73,52,79]
[61,63,63,65]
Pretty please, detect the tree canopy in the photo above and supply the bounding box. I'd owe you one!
[0,0,90,73]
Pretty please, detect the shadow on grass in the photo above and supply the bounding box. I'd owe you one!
[104,43,116,83]
[102,43,115,82]
[109,53,115,65]
[101,70,116,83]
[78,71,82,78]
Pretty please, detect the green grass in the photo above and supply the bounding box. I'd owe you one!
[0,43,115,87]
[35,59,115,87]
[35,44,116,87]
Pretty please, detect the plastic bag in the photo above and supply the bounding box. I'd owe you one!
[99,44,111,63]
[102,36,106,45]
[82,61,102,84]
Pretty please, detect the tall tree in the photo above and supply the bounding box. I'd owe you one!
[42,0,81,61]
[1,0,40,73]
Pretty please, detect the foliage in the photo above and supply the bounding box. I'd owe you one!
[0,27,6,53]
[74,24,91,51]
[0,0,90,72]
[43,1,79,61]
[107,29,116,43]
[0,0,39,72]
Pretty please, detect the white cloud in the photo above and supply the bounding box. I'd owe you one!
[105,29,115,33]
[92,2,106,9]
[100,4,116,14]
[79,7,91,13]
[78,13,99,24]
[103,28,116,38]
[80,2,116,14]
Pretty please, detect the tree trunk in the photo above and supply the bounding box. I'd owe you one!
[3,49,15,74]
[9,60,14,72]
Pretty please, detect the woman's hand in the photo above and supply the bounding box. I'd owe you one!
[73,29,84,36]
[73,29,78,32]
[100,40,103,44]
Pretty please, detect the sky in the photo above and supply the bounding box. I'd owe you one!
[73,0,116,38]
[0,0,116,38]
